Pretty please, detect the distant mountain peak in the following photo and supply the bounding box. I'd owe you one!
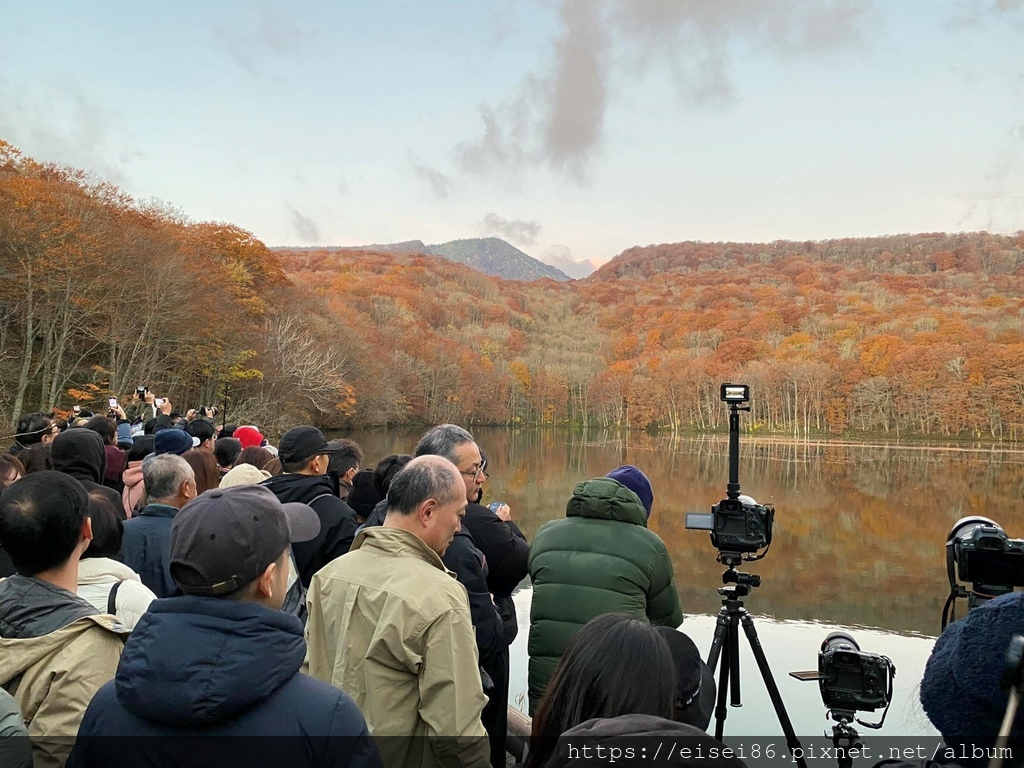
[426,238,570,282]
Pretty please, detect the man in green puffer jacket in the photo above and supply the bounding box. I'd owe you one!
[527,465,684,714]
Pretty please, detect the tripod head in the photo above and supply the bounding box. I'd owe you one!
[719,565,762,599]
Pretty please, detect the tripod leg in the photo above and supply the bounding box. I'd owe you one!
[738,613,808,768]
[707,605,730,674]
[729,614,741,707]
[713,618,732,743]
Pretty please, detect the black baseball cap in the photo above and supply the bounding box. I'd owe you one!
[655,626,717,731]
[169,485,320,596]
[278,425,338,465]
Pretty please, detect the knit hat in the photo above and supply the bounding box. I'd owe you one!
[219,463,272,489]
[154,428,193,456]
[116,422,134,449]
[606,465,654,517]
[234,425,265,450]
[920,591,1024,757]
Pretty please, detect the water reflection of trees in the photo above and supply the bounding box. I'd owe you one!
[347,428,1024,637]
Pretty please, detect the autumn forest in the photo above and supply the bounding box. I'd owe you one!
[3,140,1024,440]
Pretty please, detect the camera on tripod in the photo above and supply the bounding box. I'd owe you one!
[685,383,774,566]
[791,631,896,730]
[943,516,1024,627]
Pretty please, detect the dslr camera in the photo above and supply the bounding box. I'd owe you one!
[792,631,896,729]
[685,384,774,565]
[944,517,1024,626]
[686,495,775,559]
[817,632,894,719]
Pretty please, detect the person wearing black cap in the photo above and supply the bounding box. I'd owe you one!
[72,485,382,768]
[261,426,359,587]
[654,626,716,731]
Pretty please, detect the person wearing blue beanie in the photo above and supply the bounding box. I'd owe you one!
[606,465,654,518]
[116,422,134,450]
[527,463,682,714]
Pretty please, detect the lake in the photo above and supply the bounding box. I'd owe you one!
[343,427,1024,738]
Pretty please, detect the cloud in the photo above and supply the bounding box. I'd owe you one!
[410,156,454,198]
[288,206,320,243]
[482,212,542,245]
[0,74,135,185]
[950,0,1024,27]
[542,245,599,279]
[457,0,870,184]
[213,5,311,75]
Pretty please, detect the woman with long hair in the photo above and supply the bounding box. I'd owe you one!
[181,449,220,495]
[525,614,676,768]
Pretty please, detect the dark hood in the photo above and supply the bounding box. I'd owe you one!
[363,499,388,528]
[261,472,336,505]
[51,428,107,485]
[545,715,744,768]
[115,596,305,726]
[0,574,99,639]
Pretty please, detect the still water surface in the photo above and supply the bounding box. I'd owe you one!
[345,427,1024,737]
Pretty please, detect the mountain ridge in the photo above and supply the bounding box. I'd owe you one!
[275,237,570,282]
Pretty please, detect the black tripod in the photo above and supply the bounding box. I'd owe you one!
[706,558,807,768]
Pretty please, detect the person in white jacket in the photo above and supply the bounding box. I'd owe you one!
[77,492,156,629]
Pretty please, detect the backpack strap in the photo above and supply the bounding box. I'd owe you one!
[107,580,122,616]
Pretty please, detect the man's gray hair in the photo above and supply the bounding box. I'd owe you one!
[414,424,475,464]
[387,456,462,516]
[143,453,194,500]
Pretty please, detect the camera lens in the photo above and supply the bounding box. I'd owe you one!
[822,631,860,653]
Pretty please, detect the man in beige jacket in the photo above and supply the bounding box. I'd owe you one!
[0,471,128,768]
[305,455,489,768]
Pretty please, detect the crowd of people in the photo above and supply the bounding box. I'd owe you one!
[0,403,1019,768]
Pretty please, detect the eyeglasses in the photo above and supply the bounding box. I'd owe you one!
[459,467,487,479]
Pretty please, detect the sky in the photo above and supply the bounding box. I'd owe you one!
[2,1,1023,276]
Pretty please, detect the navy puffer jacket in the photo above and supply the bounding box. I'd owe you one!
[71,596,382,768]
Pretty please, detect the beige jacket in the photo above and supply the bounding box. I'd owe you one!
[0,613,126,768]
[305,527,489,768]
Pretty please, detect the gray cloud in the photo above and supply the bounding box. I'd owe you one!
[483,212,542,245]
[542,244,598,279]
[457,0,871,184]
[410,156,454,198]
[0,75,134,185]
[288,206,320,243]
[543,0,609,181]
[950,0,1024,27]
[213,6,311,75]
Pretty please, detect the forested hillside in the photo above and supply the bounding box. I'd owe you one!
[3,141,1023,439]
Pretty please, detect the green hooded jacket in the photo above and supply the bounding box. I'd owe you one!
[526,477,684,714]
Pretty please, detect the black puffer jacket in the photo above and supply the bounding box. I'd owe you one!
[72,597,382,768]
[51,429,125,517]
[261,473,359,587]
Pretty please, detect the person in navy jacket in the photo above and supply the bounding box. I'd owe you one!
[70,485,382,768]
